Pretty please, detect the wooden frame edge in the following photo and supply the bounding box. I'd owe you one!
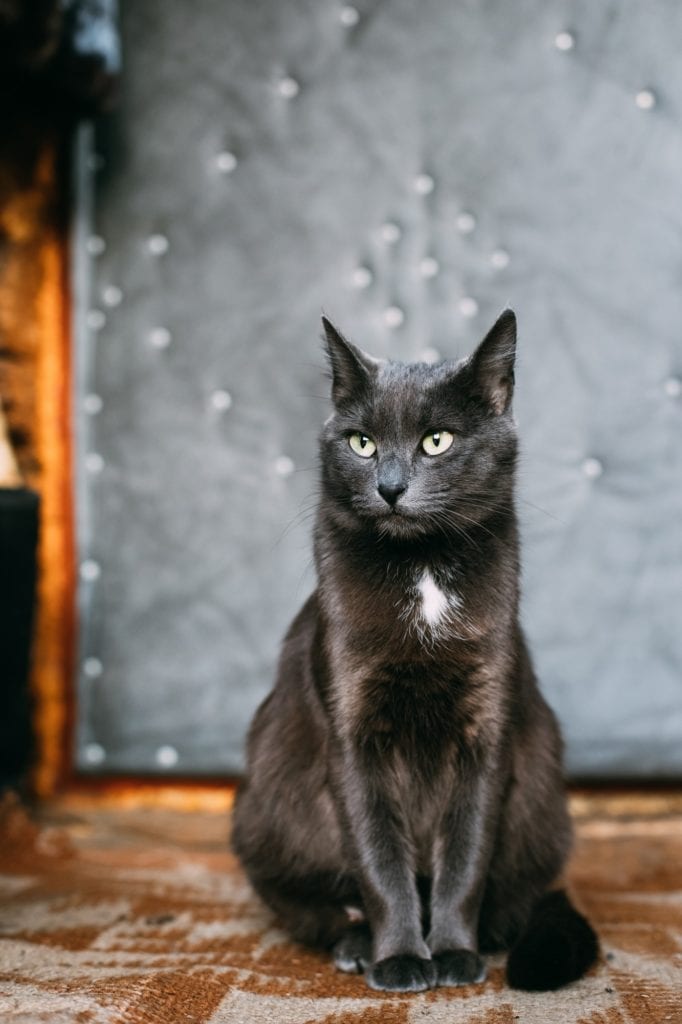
[30,134,77,799]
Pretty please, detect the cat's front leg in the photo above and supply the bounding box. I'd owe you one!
[427,775,501,988]
[336,751,435,992]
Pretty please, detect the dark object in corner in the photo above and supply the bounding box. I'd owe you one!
[0,487,39,792]
[507,889,600,990]
[0,0,121,114]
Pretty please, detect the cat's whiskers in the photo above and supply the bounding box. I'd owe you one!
[455,497,513,515]
[435,507,501,544]
[273,496,321,548]
[462,492,560,523]
[426,510,486,556]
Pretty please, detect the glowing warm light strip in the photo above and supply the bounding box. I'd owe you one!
[32,141,76,798]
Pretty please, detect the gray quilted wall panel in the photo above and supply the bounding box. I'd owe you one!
[74,0,682,779]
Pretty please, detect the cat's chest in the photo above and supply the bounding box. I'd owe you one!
[384,565,467,650]
[412,569,462,635]
[332,559,476,656]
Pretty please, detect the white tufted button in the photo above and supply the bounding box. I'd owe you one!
[554,31,575,51]
[663,376,681,398]
[339,5,360,27]
[215,150,238,173]
[84,393,103,415]
[102,285,123,308]
[87,309,106,331]
[149,327,172,349]
[380,222,401,244]
[84,742,106,765]
[456,211,476,234]
[490,248,510,269]
[414,173,435,196]
[420,347,441,364]
[277,75,300,98]
[582,457,603,479]
[635,89,656,110]
[85,452,105,474]
[351,266,373,289]
[383,306,405,328]
[87,235,106,256]
[155,745,179,768]
[80,559,101,582]
[83,657,103,679]
[147,233,169,255]
[274,455,296,477]
[419,257,440,279]
[458,296,479,318]
[210,389,233,411]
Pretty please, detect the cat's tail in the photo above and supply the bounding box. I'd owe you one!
[506,889,599,991]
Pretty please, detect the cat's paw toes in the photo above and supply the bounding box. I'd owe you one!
[332,926,372,974]
[366,954,436,992]
[433,949,486,987]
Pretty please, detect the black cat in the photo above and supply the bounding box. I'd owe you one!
[232,310,598,992]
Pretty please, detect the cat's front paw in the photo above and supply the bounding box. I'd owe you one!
[433,948,486,987]
[366,954,436,992]
[332,925,372,974]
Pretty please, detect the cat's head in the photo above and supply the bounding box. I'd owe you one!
[319,310,518,542]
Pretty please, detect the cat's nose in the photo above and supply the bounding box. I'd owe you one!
[377,457,408,506]
[378,480,407,506]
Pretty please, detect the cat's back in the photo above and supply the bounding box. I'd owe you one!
[278,590,321,672]
[232,589,346,875]
[242,591,328,772]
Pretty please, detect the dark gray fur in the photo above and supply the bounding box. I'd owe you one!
[232,310,598,992]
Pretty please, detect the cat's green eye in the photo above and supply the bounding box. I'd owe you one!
[348,433,377,458]
[421,430,454,456]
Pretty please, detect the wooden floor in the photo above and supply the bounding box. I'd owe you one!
[0,789,680,1023]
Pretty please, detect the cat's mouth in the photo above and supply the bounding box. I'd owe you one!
[374,506,425,538]
[350,498,427,538]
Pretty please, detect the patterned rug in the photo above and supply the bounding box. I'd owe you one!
[0,792,680,1023]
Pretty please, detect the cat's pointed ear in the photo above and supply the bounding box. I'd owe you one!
[322,316,379,408]
[470,309,517,415]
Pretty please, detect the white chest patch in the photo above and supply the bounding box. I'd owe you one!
[417,571,455,627]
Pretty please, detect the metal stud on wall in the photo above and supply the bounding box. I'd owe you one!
[73,0,682,779]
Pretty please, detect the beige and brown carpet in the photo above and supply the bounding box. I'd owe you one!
[0,791,680,1024]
